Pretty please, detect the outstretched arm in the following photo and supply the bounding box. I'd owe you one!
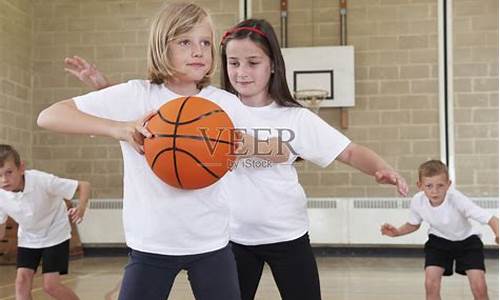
[381,222,420,237]
[65,56,113,90]
[37,99,154,154]
[337,143,409,196]
[67,181,91,224]
[488,216,499,244]
[38,99,120,136]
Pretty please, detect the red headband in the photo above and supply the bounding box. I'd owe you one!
[220,26,267,45]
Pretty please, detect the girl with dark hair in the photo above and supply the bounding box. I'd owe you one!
[63,18,408,300]
[220,19,301,108]
[219,18,408,300]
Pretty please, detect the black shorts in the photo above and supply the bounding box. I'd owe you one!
[17,239,70,275]
[424,234,485,276]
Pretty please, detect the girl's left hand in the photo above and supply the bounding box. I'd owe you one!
[375,170,409,197]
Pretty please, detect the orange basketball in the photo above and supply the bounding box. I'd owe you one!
[144,96,237,189]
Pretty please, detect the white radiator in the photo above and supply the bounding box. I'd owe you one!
[73,199,125,246]
[74,198,499,247]
[307,197,499,246]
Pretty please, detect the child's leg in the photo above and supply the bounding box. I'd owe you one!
[15,268,35,300]
[16,246,43,300]
[187,244,241,300]
[424,266,444,300]
[40,240,78,299]
[264,234,321,300]
[118,249,180,300]
[231,242,266,300]
[42,272,79,300]
[423,235,454,300]
[465,270,489,300]
[455,235,488,300]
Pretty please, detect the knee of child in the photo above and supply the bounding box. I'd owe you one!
[42,279,60,295]
[470,280,488,298]
[15,273,32,290]
[43,281,57,295]
[424,277,440,293]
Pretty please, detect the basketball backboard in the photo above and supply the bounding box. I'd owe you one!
[281,46,355,108]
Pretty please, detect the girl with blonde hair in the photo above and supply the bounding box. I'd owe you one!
[38,3,251,299]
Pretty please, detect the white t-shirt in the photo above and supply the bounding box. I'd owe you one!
[408,188,493,241]
[0,170,77,248]
[225,102,351,245]
[73,80,249,255]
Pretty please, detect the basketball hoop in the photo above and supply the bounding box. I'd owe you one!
[294,89,328,114]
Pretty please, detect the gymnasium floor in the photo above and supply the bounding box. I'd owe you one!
[0,255,497,299]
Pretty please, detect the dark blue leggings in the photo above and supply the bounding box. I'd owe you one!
[231,233,321,300]
[118,244,240,300]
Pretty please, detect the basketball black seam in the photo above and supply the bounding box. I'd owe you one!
[151,147,221,182]
[172,97,191,188]
[151,147,174,170]
[158,109,225,125]
[152,134,234,145]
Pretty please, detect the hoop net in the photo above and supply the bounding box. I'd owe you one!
[294,89,328,114]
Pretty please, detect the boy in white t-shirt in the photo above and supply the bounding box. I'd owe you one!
[0,144,90,300]
[381,160,498,300]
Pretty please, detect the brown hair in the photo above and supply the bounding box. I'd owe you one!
[147,2,216,89]
[0,144,21,168]
[220,19,302,108]
[418,160,449,181]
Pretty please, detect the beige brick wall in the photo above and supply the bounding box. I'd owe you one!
[31,0,239,198]
[0,0,33,164]
[453,0,498,196]
[2,0,495,198]
[252,0,498,197]
[253,0,441,196]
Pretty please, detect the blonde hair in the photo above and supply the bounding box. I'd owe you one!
[418,160,449,181]
[147,2,216,89]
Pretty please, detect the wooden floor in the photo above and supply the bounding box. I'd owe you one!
[0,256,497,299]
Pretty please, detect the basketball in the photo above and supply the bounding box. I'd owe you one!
[144,96,236,189]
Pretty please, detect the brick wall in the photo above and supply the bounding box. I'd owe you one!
[31,0,239,198]
[253,0,439,196]
[252,0,498,197]
[0,0,33,164]
[1,0,495,198]
[453,0,498,196]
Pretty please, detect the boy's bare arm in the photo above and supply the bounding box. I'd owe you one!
[488,216,499,244]
[68,181,91,224]
[77,181,91,209]
[0,222,6,240]
[381,222,420,237]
